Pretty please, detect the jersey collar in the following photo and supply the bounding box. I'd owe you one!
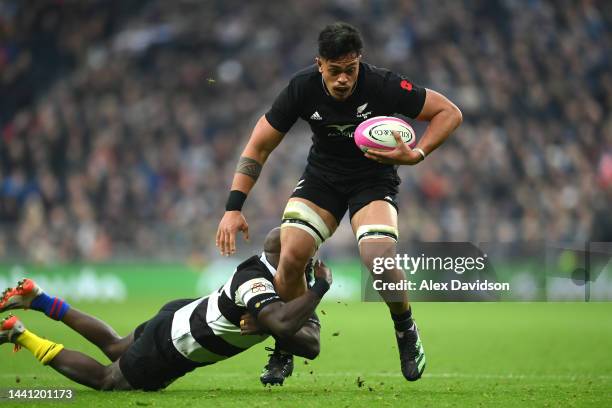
[260,253,277,276]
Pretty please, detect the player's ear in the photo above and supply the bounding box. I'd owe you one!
[316,57,323,72]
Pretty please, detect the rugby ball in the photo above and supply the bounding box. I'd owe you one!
[354,116,416,152]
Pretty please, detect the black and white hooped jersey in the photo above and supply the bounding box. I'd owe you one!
[265,62,426,178]
[171,254,281,364]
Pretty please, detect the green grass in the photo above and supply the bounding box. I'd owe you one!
[2,301,611,407]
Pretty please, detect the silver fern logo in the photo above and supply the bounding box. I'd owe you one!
[356,102,372,119]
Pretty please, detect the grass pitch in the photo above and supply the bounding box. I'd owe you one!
[2,301,611,407]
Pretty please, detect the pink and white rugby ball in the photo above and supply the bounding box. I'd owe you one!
[354,116,416,152]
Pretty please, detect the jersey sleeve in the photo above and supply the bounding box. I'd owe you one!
[381,71,426,119]
[265,78,301,133]
[235,277,282,317]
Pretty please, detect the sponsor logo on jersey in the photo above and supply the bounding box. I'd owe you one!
[251,282,267,293]
[326,124,356,138]
[310,111,323,120]
[356,102,372,119]
[255,295,280,309]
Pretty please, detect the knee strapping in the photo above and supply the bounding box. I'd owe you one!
[281,201,331,247]
[356,224,398,244]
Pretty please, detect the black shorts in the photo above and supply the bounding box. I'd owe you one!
[119,299,204,391]
[290,165,400,224]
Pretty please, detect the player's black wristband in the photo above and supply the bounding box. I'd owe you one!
[225,190,247,211]
[309,278,330,299]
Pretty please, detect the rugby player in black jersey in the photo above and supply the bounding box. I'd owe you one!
[217,22,462,385]
[0,228,331,390]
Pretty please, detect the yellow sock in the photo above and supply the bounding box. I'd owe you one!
[15,330,64,365]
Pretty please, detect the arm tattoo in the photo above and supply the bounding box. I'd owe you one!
[236,156,262,181]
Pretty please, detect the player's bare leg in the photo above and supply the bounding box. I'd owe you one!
[62,309,135,361]
[275,198,338,299]
[1,315,132,390]
[352,200,426,381]
[351,201,409,312]
[260,226,316,385]
[260,198,337,386]
[275,228,314,300]
[0,279,134,362]
[49,350,132,390]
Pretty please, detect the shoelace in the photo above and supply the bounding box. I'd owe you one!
[264,347,281,366]
[0,288,15,306]
[15,279,27,292]
[1,280,31,304]
[1,287,13,298]
[264,347,291,369]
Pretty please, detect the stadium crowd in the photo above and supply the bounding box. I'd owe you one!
[1,0,611,262]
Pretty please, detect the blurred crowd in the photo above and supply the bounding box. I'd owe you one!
[1,0,611,262]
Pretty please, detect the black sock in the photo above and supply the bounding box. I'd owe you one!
[391,308,413,332]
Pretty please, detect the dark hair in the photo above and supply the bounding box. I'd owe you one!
[318,22,363,60]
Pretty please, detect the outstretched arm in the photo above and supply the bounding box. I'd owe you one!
[242,260,331,342]
[241,313,321,360]
[216,115,285,256]
[256,289,323,339]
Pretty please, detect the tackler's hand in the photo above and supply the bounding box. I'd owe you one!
[313,259,333,287]
[240,312,265,335]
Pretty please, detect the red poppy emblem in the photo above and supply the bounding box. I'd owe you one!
[400,80,413,92]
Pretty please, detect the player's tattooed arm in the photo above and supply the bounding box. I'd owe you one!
[236,157,262,181]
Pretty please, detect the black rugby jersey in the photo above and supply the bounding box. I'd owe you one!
[171,254,281,363]
[265,62,426,177]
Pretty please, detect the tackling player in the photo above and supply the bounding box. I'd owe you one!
[0,228,331,390]
[216,22,462,384]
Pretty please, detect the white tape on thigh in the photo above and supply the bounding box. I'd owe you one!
[281,201,331,247]
[356,224,398,244]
